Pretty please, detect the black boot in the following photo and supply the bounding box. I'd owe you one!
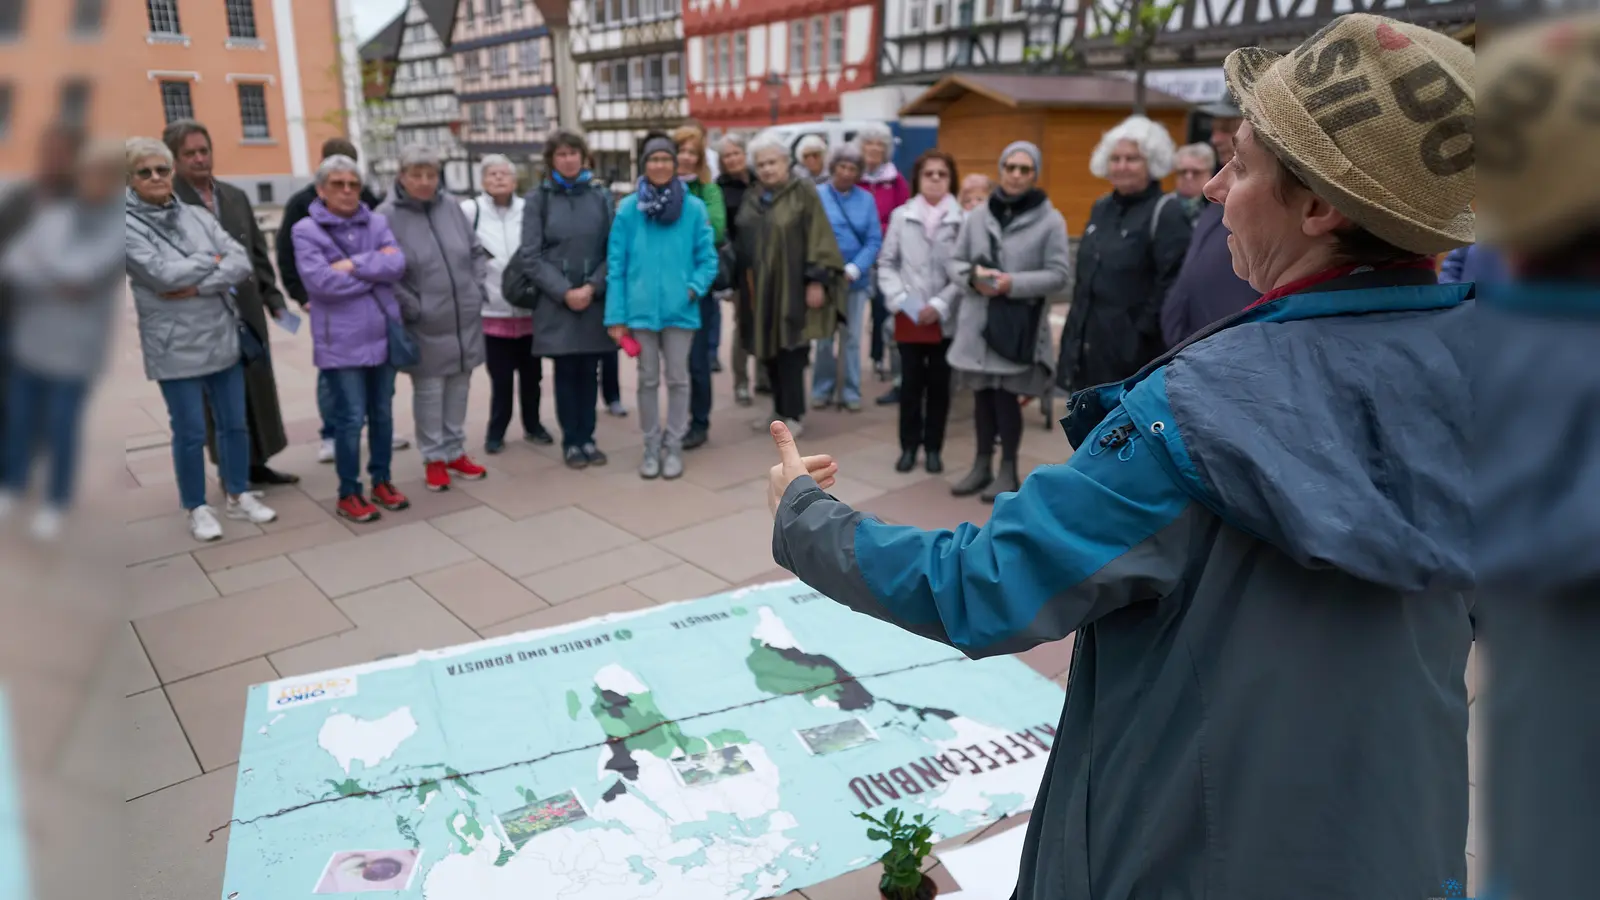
[950,456,993,497]
[924,451,943,474]
[980,458,1020,504]
[895,449,917,473]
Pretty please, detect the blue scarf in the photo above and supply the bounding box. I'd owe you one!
[551,169,593,191]
[636,175,685,225]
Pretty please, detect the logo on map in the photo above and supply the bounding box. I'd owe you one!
[268,675,358,711]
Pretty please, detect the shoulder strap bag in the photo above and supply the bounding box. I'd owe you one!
[979,223,1043,365]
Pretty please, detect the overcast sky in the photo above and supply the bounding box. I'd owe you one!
[354,0,408,43]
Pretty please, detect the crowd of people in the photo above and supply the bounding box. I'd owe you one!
[108,89,1284,542]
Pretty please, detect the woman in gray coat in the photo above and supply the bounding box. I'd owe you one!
[378,145,490,493]
[123,137,279,541]
[878,149,965,477]
[945,141,1070,502]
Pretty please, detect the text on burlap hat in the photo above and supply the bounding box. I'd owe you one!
[1476,13,1600,254]
[1223,13,1475,255]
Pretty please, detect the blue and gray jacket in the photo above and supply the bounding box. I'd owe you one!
[774,267,1474,900]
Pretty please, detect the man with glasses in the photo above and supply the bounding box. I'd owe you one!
[1159,97,1260,348]
[163,119,298,487]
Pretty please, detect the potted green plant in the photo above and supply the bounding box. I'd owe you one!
[855,808,938,900]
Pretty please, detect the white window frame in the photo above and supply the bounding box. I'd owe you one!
[931,0,947,27]
[809,16,824,72]
[734,32,747,82]
[596,61,612,99]
[159,80,193,124]
[496,100,516,131]
[629,57,645,98]
[524,96,546,130]
[225,0,258,39]
[147,0,182,35]
[470,103,488,130]
[829,14,843,68]
[789,22,805,75]
[236,82,271,139]
[908,0,926,31]
[719,36,732,88]
[520,39,540,74]
[707,39,719,85]
[490,44,510,77]
[664,51,682,95]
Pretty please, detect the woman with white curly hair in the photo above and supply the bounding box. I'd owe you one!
[1055,114,1192,397]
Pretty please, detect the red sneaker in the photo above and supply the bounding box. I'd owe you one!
[372,482,410,511]
[336,493,381,523]
[425,460,452,492]
[445,455,488,480]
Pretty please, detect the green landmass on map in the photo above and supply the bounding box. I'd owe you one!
[745,640,875,710]
[566,689,583,720]
[324,777,366,798]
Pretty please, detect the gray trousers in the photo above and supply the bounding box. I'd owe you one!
[411,372,471,462]
[634,328,693,452]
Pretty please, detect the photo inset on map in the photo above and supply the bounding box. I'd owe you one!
[670,745,755,787]
[498,791,591,849]
[795,718,880,756]
[312,849,422,893]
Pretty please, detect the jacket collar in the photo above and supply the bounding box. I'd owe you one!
[902,195,962,227]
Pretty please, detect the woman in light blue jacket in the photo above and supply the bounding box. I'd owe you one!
[123,137,278,542]
[604,133,718,481]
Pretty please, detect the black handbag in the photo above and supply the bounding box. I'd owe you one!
[711,241,735,293]
[977,230,1041,364]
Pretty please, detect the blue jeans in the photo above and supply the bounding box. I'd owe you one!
[159,363,249,510]
[326,365,396,498]
[317,370,336,441]
[812,288,870,405]
[689,294,717,433]
[3,368,89,507]
[555,353,602,449]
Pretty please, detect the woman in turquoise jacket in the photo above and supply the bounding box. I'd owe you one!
[605,133,719,481]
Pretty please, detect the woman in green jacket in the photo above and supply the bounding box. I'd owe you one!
[674,124,726,450]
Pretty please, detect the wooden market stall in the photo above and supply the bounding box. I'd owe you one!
[901,74,1192,238]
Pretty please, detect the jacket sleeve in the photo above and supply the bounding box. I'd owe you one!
[603,205,629,328]
[1006,210,1071,299]
[1140,201,1192,339]
[292,224,384,302]
[877,213,907,311]
[703,182,727,246]
[519,190,575,302]
[772,397,1195,657]
[1437,247,1467,284]
[275,193,311,304]
[687,202,719,299]
[193,211,254,295]
[349,218,407,284]
[803,187,846,285]
[850,198,883,275]
[124,220,219,291]
[587,192,613,297]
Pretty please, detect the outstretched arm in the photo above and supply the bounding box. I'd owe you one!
[771,404,1196,657]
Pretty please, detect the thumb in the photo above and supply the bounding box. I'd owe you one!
[770,421,804,470]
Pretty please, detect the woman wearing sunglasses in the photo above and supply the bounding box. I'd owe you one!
[123,137,278,541]
[944,141,1070,503]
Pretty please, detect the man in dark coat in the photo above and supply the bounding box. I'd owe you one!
[274,137,402,460]
[165,119,297,486]
[1160,97,1260,348]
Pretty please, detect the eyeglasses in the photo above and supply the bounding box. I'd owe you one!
[1176,168,1210,178]
[921,170,950,180]
[134,165,173,180]
[325,179,362,192]
[1003,163,1034,175]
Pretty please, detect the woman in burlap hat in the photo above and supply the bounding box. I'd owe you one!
[1471,14,1600,900]
[760,13,1477,898]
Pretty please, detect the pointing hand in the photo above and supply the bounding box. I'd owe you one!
[767,421,838,516]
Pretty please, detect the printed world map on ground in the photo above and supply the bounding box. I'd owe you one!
[221,579,1066,899]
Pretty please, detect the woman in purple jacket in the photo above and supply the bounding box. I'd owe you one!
[290,155,411,523]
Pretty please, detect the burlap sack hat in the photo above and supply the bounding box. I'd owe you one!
[1477,13,1600,254]
[1222,13,1475,255]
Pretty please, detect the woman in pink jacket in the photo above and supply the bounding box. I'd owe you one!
[857,124,910,402]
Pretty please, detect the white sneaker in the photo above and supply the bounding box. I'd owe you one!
[189,505,224,542]
[393,434,411,450]
[226,492,278,525]
[318,438,335,463]
[30,506,63,541]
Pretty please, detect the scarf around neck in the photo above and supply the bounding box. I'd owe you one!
[861,161,901,185]
[551,169,593,191]
[636,175,686,225]
[989,187,1048,229]
[910,194,959,240]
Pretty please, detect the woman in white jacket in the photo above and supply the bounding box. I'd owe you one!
[463,155,553,453]
[878,149,964,476]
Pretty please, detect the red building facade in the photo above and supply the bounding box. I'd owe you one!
[683,0,879,132]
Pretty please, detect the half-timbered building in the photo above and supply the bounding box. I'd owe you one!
[569,0,689,190]
[453,0,560,186]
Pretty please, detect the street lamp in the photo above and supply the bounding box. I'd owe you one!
[765,71,783,125]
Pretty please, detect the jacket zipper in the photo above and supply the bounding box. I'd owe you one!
[426,205,465,371]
